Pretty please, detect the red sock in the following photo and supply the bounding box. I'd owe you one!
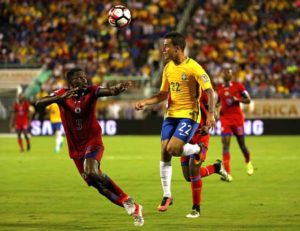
[200,165,216,177]
[116,194,129,207]
[18,138,24,151]
[104,175,126,196]
[223,152,231,174]
[190,174,202,206]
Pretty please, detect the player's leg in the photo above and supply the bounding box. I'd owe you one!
[236,134,254,175]
[221,135,233,181]
[186,134,209,218]
[180,156,190,182]
[53,123,63,153]
[166,119,201,157]
[74,156,144,226]
[181,155,202,218]
[186,155,202,218]
[200,160,228,179]
[23,128,30,151]
[85,157,145,225]
[158,140,173,211]
[16,129,24,152]
[158,118,175,212]
[83,157,127,206]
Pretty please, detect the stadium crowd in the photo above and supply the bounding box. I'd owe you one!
[0,0,185,87]
[186,0,300,98]
[0,0,299,119]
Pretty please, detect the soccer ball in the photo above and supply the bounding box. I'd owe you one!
[108,5,131,28]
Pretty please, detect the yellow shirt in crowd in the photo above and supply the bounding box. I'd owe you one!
[47,103,61,123]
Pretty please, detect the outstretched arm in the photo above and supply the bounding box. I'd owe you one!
[96,81,132,97]
[135,91,168,110]
[35,88,79,108]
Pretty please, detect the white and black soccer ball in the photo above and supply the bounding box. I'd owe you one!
[108,5,131,28]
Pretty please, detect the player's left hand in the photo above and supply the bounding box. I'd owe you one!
[114,81,132,94]
[199,125,210,135]
[232,96,239,102]
[206,112,216,130]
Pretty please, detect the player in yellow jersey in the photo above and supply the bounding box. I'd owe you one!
[135,31,216,212]
[47,103,63,153]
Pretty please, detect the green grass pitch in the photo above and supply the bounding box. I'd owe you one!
[1,135,300,231]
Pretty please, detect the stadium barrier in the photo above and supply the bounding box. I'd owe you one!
[243,99,300,118]
[0,118,299,135]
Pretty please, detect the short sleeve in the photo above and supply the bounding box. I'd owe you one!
[238,82,248,96]
[160,65,170,92]
[193,63,212,91]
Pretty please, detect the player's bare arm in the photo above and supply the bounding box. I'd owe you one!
[96,81,132,97]
[9,108,15,129]
[135,91,168,110]
[233,91,251,104]
[205,88,216,129]
[35,88,79,108]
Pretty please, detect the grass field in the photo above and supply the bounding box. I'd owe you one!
[1,135,300,231]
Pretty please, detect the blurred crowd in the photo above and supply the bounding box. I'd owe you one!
[187,0,300,98]
[0,0,299,120]
[0,0,185,89]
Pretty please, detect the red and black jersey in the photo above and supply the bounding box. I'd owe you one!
[54,86,103,159]
[217,81,248,121]
[13,101,31,127]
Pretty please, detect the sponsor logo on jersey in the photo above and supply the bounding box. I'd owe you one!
[75,107,81,114]
[201,74,209,82]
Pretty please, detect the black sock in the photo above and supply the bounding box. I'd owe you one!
[192,204,200,212]
[214,163,220,173]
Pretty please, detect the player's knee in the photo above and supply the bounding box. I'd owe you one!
[84,169,101,182]
[223,146,230,153]
[166,145,181,156]
[183,174,190,182]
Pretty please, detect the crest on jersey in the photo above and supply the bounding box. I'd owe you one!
[201,74,209,82]
[181,73,187,80]
[75,107,81,114]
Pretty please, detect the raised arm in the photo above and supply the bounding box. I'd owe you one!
[35,88,79,108]
[135,91,169,110]
[96,81,132,97]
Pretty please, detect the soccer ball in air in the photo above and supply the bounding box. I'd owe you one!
[108,5,131,28]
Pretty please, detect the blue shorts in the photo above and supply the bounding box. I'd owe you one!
[161,118,199,143]
[52,122,62,132]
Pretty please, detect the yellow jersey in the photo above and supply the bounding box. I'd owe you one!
[47,103,61,123]
[160,58,212,122]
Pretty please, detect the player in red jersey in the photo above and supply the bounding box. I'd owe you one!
[10,94,32,152]
[180,91,229,218]
[36,68,144,226]
[217,68,254,182]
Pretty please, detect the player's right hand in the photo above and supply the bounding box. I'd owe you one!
[206,112,216,130]
[199,125,209,135]
[135,101,146,110]
[61,87,80,99]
